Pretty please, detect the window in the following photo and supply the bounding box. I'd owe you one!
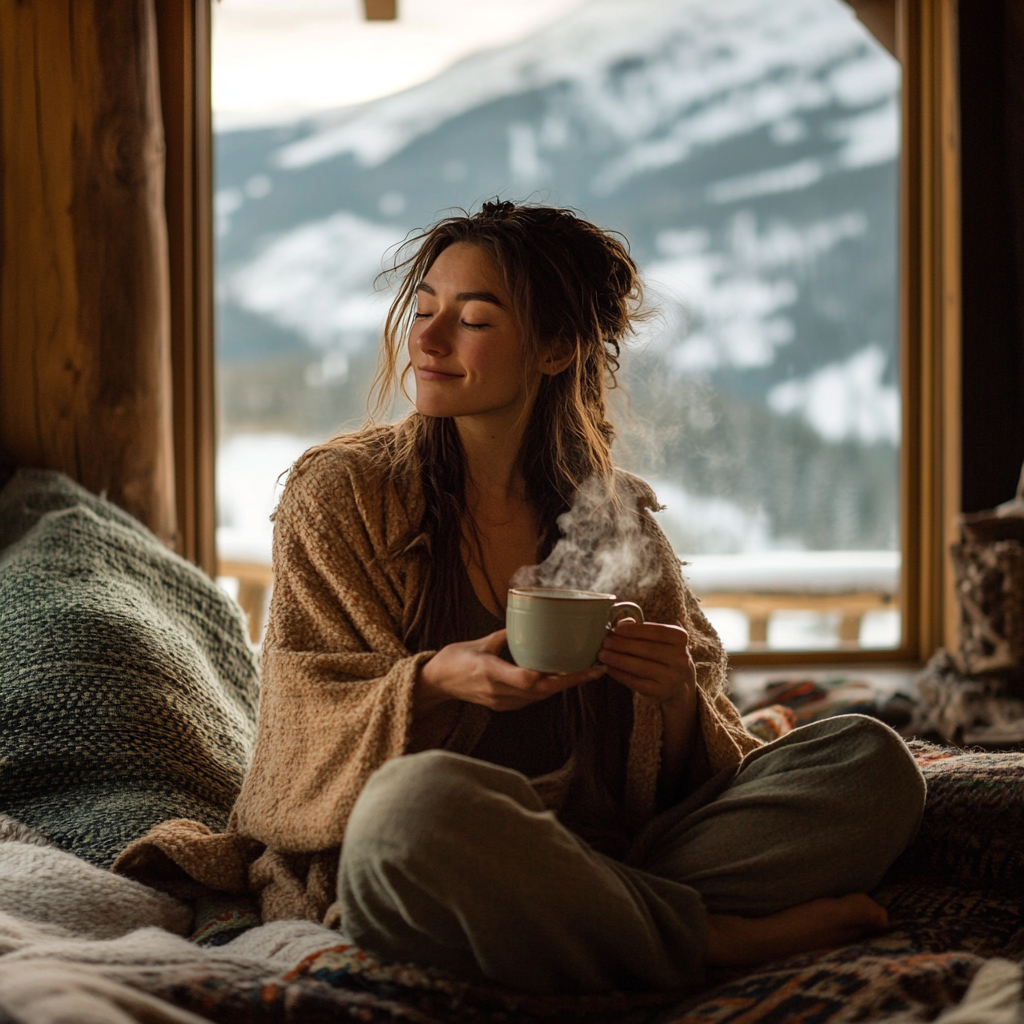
[172,0,959,660]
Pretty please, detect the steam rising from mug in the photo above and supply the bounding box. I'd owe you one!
[511,476,660,596]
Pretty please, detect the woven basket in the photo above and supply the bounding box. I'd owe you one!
[951,464,1024,676]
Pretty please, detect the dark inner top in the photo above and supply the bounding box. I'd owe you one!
[459,564,572,778]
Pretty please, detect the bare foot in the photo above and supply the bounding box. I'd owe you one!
[706,893,888,967]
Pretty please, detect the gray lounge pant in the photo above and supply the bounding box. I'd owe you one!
[336,715,926,994]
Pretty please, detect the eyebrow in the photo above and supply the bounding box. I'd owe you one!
[416,281,505,308]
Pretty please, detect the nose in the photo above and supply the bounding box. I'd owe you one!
[413,312,453,356]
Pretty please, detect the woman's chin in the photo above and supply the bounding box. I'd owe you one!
[414,399,457,419]
[413,392,477,420]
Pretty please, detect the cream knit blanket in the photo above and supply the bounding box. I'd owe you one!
[0,834,340,1024]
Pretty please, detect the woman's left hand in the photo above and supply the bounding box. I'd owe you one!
[597,619,697,706]
[599,619,700,799]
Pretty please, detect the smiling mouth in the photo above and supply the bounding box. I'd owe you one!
[417,366,464,380]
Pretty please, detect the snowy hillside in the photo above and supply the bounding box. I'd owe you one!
[214,0,900,555]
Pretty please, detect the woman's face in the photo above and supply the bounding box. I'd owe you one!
[408,242,546,422]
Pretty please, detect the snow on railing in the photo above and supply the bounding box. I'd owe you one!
[681,550,900,594]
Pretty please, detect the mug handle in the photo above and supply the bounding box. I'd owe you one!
[608,601,645,628]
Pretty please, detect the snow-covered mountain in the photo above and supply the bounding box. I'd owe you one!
[214,0,900,552]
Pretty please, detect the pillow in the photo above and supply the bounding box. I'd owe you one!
[887,739,1024,887]
[0,470,260,868]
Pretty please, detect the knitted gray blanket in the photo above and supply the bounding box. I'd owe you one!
[0,470,260,868]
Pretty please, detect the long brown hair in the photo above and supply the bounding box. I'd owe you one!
[371,201,647,650]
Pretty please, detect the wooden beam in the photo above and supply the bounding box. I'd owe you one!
[898,0,962,659]
[844,0,897,56]
[364,0,397,21]
[156,0,217,577]
[0,0,176,545]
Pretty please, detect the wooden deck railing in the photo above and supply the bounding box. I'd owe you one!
[217,561,274,644]
[697,590,897,649]
[219,560,897,651]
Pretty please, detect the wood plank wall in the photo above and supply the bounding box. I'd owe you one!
[0,0,177,545]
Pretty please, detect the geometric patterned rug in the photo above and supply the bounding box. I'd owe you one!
[158,876,1022,1023]
[667,882,1023,1023]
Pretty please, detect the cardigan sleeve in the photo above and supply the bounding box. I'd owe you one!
[231,447,437,853]
[619,478,762,825]
[113,440,485,918]
[648,507,762,767]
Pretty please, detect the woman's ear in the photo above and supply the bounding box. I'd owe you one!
[539,339,575,376]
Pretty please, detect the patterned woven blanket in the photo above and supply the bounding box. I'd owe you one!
[0,470,260,868]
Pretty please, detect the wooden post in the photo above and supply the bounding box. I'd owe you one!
[0,0,176,546]
[899,0,962,659]
[156,0,217,575]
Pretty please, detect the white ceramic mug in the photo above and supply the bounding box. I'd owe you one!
[505,586,645,674]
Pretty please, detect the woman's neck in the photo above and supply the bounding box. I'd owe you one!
[455,411,529,509]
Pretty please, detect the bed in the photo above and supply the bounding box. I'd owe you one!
[2,469,1022,1024]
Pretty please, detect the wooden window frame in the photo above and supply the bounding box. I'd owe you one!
[164,0,963,664]
[158,0,217,579]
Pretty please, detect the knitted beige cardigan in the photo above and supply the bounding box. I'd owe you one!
[114,427,761,923]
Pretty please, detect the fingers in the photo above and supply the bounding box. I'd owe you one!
[444,630,615,712]
[603,622,691,669]
[599,620,695,702]
[599,665,654,694]
[479,628,508,654]
[478,657,602,711]
[601,637,692,674]
[548,664,607,690]
[608,620,689,647]
[487,658,602,694]
[600,647,672,678]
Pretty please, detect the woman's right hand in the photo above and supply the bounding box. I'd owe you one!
[415,628,603,715]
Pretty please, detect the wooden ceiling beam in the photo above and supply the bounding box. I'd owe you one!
[844,0,897,57]
[364,0,397,21]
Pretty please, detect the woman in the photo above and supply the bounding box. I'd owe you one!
[119,202,925,994]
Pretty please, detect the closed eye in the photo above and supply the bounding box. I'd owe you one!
[414,311,432,319]
[462,320,490,329]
